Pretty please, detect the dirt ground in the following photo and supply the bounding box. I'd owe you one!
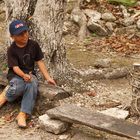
[0,40,136,140]
[0,78,134,140]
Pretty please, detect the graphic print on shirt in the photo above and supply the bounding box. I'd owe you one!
[22,53,33,70]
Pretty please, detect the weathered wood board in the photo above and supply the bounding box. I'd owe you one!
[0,74,71,100]
[47,104,140,140]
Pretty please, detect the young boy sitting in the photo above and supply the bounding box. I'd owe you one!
[0,19,56,128]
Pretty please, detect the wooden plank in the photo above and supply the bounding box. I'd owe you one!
[47,104,140,140]
[0,74,71,100]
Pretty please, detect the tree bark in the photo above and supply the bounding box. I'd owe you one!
[130,63,140,117]
[3,0,105,92]
[4,0,68,81]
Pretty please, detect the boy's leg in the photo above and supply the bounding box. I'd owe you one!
[20,76,38,115]
[6,76,25,102]
[0,86,10,107]
[15,76,38,128]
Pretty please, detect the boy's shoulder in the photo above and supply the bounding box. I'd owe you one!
[8,42,15,51]
[28,39,39,46]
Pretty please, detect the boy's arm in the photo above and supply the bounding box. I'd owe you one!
[7,48,30,82]
[36,60,56,85]
[13,66,31,82]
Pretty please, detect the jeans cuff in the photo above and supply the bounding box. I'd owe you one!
[20,108,32,115]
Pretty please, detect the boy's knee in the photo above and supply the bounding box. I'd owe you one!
[6,77,24,102]
[26,79,38,89]
[6,85,17,102]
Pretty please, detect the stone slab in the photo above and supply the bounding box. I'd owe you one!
[39,114,71,134]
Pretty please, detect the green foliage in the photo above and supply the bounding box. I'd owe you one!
[83,37,92,45]
[92,33,97,37]
[108,0,137,6]
[0,63,8,72]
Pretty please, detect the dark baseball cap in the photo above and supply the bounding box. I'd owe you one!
[9,20,28,35]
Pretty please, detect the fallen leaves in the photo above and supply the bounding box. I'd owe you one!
[3,109,18,122]
[95,100,121,109]
[86,90,97,97]
[84,34,140,55]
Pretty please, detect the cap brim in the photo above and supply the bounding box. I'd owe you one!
[12,26,28,35]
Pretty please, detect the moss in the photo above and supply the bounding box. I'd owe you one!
[108,0,137,6]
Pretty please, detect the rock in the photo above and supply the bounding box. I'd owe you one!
[59,134,71,140]
[83,9,101,22]
[136,1,140,6]
[87,18,108,36]
[79,68,105,81]
[115,25,137,34]
[99,108,129,119]
[39,114,70,134]
[122,17,134,27]
[78,66,129,81]
[71,7,87,26]
[136,32,140,38]
[120,5,130,18]
[63,21,72,35]
[102,13,116,22]
[136,19,140,29]
[94,58,112,68]
[66,0,77,14]
[105,22,115,32]
[71,7,88,40]
[105,67,129,79]
[71,9,81,24]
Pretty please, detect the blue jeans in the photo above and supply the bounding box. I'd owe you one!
[6,75,38,115]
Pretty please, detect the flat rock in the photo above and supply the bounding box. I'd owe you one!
[122,17,134,27]
[83,9,101,22]
[105,22,115,32]
[39,83,72,100]
[102,13,116,22]
[104,67,128,79]
[39,114,71,134]
[99,108,129,119]
[87,18,108,36]
[47,104,140,140]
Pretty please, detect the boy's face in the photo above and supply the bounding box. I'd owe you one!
[11,30,29,45]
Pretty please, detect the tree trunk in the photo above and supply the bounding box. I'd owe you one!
[130,63,140,117]
[4,0,68,81]
[3,0,103,92]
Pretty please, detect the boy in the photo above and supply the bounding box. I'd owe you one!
[0,19,56,128]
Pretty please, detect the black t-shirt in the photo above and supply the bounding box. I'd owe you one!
[7,39,44,81]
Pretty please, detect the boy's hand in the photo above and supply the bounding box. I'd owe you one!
[23,74,31,82]
[47,78,56,86]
